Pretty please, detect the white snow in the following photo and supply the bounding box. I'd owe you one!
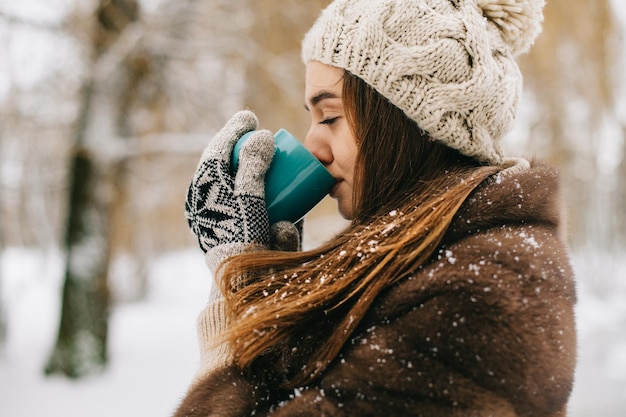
[0,0,624,414]
[567,249,626,417]
[1,244,625,416]
[0,248,208,417]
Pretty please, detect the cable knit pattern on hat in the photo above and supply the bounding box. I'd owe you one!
[302,0,545,165]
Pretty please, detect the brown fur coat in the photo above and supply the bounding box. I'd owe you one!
[174,163,577,417]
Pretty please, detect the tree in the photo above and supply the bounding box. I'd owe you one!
[43,0,253,375]
[45,0,140,378]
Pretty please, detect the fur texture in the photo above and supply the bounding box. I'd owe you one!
[174,163,576,417]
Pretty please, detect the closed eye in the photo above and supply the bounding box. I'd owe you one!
[320,117,339,125]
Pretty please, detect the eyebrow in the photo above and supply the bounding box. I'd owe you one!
[304,91,340,111]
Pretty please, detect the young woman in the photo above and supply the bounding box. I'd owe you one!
[178,1,577,416]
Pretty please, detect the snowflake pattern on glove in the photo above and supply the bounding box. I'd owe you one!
[185,156,269,253]
[184,111,273,254]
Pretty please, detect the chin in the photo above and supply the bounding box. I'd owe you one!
[337,201,353,220]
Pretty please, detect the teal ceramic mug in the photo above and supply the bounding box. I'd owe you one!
[231,128,336,224]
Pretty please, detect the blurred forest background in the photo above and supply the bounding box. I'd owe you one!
[0,0,625,415]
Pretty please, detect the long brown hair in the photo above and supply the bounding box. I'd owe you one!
[218,71,500,387]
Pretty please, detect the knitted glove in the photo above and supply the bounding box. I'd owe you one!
[269,220,304,252]
[192,219,303,382]
[185,110,276,380]
[185,111,305,381]
[185,110,275,273]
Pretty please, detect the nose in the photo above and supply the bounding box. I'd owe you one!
[303,126,333,166]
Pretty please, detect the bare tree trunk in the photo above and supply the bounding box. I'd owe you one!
[45,0,139,378]
[45,130,111,376]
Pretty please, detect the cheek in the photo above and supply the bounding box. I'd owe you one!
[339,133,358,176]
[343,148,357,179]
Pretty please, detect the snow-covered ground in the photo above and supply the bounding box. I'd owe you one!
[567,249,626,417]
[1,235,625,416]
[0,248,207,417]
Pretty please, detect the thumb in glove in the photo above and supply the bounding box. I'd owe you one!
[269,219,304,252]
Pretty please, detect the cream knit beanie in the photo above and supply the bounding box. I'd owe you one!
[302,0,545,165]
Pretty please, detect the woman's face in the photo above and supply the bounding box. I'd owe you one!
[304,61,358,220]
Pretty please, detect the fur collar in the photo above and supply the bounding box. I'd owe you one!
[446,161,565,244]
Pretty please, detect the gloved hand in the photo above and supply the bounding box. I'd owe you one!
[185,111,306,379]
[185,110,275,272]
